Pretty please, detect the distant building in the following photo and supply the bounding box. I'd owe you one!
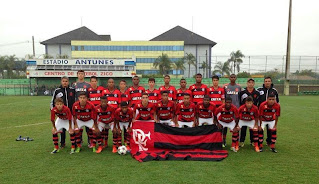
[39,26,216,77]
[40,26,111,58]
[151,26,217,77]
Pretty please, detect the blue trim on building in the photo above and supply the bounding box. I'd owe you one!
[72,45,184,51]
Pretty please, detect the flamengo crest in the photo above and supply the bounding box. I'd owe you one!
[133,129,151,151]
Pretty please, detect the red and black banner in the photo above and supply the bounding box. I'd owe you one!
[130,121,228,162]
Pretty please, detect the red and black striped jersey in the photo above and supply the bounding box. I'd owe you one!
[207,86,225,107]
[176,88,192,104]
[133,102,155,120]
[102,88,121,109]
[189,84,208,104]
[156,100,175,120]
[87,86,104,106]
[127,86,145,108]
[114,108,133,123]
[215,104,239,123]
[51,105,72,121]
[146,89,160,105]
[259,101,280,121]
[95,105,115,124]
[158,85,177,101]
[72,101,96,121]
[238,104,259,121]
[119,90,130,104]
[196,101,216,119]
[176,102,196,122]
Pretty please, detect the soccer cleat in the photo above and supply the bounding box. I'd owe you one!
[70,148,75,154]
[60,144,66,149]
[235,146,239,151]
[51,149,59,154]
[126,145,131,152]
[239,142,245,147]
[75,147,81,153]
[255,146,260,152]
[103,142,108,149]
[16,135,23,141]
[271,148,278,153]
[92,147,96,152]
[222,140,226,148]
[112,146,118,153]
[88,143,93,148]
[259,147,263,152]
[96,146,103,154]
[230,147,237,152]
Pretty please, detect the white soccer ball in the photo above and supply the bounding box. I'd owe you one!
[117,145,127,155]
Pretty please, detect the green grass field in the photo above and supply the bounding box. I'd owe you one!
[0,96,318,184]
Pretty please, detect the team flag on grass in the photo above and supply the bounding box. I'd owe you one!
[130,121,228,162]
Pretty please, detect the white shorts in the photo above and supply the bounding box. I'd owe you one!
[159,119,175,127]
[178,121,194,128]
[218,120,236,131]
[198,118,214,126]
[238,120,255,129]
[98,122,114,131]
[76,119,94,130]
[55,118,73,131]
[119,122,130,131]
[261,120,275,130]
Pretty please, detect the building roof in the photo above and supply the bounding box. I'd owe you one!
[40,26,110,45]
[150,26,217,46]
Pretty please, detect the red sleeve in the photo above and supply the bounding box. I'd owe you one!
[173,88,177,100]
[176,104,180,115]
[91,105,96,120]
[221,88,225,99]
[215,107,221,116]
[233,106,239,119]
[254,106,259,118]
[133,105,137,114]
[72,104,76,115]
[114,109,119,121]
[259,105,264,116]
[67,108,72,120]
[51,109,55,122]
[212,104,217,116]
[276,104,281,117]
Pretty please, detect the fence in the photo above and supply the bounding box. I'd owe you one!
[1,77,318,96]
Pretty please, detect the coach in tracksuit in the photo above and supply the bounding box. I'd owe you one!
[238,78,260,147]
[257,76,279,146]
[50,76,76,148]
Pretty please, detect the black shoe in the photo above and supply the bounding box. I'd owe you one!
[24,137,33,142]
[16,135,23,141]
[259,147,263,152]
[271,148,278,153]
[60,143,66,149]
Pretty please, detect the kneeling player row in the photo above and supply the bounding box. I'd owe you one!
[50,91,280,154]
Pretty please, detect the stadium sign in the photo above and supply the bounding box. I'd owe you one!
[31,59,135,66]
[27,70,133,77]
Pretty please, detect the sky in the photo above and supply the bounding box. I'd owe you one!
[0,0,318,59]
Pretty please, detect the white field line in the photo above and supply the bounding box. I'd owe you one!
[0,122,48,130]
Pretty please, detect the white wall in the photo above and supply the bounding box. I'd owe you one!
[184,44,211,78]
[46,44,71,58]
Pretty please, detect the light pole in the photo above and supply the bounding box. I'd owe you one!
[284,0,292,95]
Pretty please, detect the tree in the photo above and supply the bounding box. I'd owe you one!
[237,71,251,78]
[228,50,245,74]
[153,53,172,75]
[0,56,6,78]
[213,61,231,77]
[201,61,208,78]
[174,58,186,78]
[184,53,196,78]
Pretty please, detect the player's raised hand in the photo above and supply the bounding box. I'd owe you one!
[69,129,74,134]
